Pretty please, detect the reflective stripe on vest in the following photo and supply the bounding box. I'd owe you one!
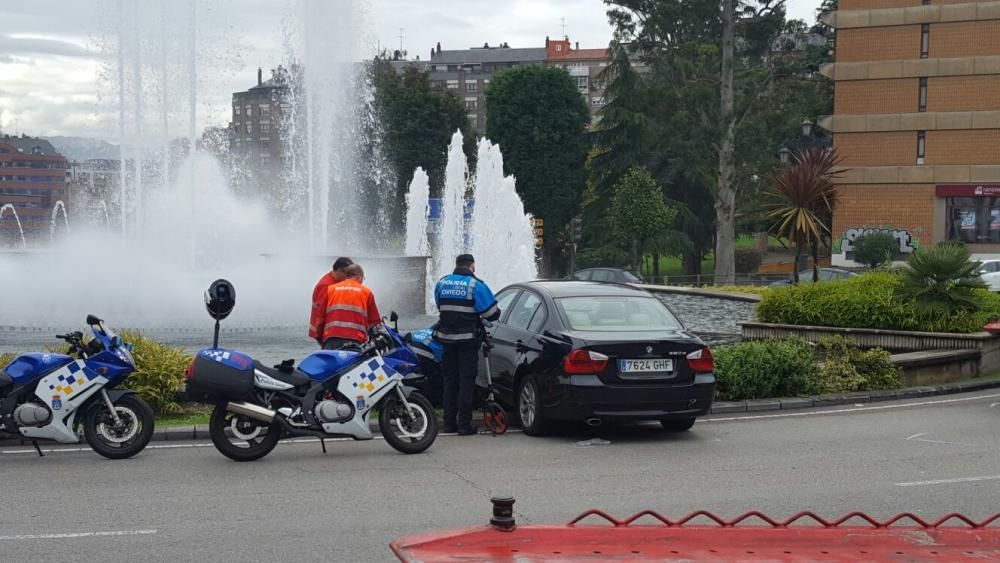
[323,281,372,343]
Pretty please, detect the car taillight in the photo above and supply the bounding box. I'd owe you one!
[563,349,609,374]
[687,347,714,373]
[183,358,196,381]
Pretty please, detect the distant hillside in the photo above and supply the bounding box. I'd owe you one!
[44,136,119,161]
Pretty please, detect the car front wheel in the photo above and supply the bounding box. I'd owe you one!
[516,375,548,436]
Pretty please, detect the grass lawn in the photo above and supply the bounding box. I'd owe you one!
[640,235,785,278]
[156,406,211,427]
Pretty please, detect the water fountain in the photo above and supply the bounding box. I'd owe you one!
[409,132,538,313]
[0,204,27,249]
[49,201,71,242]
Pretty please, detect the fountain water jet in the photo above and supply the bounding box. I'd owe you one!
[404,168,430,257]
[49,201,71,241]
[0,204,27,249]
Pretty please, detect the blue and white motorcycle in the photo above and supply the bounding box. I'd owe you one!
[184,280,438,462]
[0,314,155,459]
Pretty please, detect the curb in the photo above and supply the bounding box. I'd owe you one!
[0,416,485,448]
[707,377,1000,415]
[4,378,1000,447]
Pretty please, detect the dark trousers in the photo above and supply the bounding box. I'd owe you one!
[323,337,362,351]
[442,341,479,428]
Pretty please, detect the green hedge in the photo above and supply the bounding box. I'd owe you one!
[714,336,902,401]
[756,272,1000,333]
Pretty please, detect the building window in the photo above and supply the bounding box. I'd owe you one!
[555,44,562,52]
[259,104,270,115]
[465,80,478,93]
[446,80,458,89]
[916,130,926,164]
[921,24,929,58]
[591,97,606,106]
[918,77,928,112]
[234,106,241,117]
[947,197,1000,243]
[246,123,252,134]
[464,97,478,111]
[245,105,252,117]
[576,76,589,91]
[261,122,271,133]
[467,113,478,126]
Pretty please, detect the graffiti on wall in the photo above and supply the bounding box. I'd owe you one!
[833,226,918,255]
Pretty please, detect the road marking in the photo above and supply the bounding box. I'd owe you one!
[0,530,157,541]
[703,392,1000,423]
[896,475,1000,487]
[904,432,974,446]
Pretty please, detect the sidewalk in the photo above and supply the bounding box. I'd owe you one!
[3,377,999,447]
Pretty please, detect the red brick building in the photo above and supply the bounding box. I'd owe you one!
[545,37,611,118]
[0,135,69,245]
[822,0,1000,263]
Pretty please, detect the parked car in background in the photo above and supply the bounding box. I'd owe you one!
[979,259,1000,292]
[480,281,716,435]
[770,268,858,286]
[571,268,646,284]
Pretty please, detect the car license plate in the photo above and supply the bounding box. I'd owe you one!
[619,359,673,373]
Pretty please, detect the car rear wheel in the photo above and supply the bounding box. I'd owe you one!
[660,417,696,432]
[516,375,548,436]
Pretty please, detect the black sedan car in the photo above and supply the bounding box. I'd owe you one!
[479,280,715,435]
[570,268,646,284]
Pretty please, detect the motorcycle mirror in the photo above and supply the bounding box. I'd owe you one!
[390,311,399,323]
[86,314,103,326]
[205,279,236,321]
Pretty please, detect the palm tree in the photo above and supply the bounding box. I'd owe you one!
[898,242,986,316]
[764,148,844,284]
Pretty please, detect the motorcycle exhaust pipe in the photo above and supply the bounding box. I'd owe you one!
[227,401,276,423]
[585,418,602,427]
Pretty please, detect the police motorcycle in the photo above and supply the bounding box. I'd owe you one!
[0,315,155,459]
[184,280,438,462]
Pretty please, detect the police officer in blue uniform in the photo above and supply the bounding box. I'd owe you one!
[433,254,501,435]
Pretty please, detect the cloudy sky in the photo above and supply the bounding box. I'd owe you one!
[0,0,823,140]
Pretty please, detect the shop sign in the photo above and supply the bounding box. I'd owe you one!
[936,184,1000,197]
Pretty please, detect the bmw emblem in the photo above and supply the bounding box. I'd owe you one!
[645,345,653,354]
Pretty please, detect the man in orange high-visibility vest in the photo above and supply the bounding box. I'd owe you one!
[309,256,353,345]
[321,263,383,351]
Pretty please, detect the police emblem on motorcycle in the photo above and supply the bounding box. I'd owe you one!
[52,395,62,410]
[356,396,365,410]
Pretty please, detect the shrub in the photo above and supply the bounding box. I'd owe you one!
[852,233,898,269]
[116,330,191,415]
[757,271,1000,333]
[812,336,901,394]
[898,242,986,316]
[734,248,764,274]
[0,352,14,369]
[714,338,816,401]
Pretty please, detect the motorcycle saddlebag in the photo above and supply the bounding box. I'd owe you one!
[185,349,255,401]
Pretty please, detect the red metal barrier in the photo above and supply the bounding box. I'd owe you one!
[391,498,1000,562]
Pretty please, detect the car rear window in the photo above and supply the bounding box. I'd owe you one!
[555,296,682,332]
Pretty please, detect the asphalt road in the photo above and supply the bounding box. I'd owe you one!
[2,390,998,562]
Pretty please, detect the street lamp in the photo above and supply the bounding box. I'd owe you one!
[779,146,792,165]
[801,119,813,137]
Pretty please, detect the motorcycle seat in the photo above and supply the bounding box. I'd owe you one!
[253,361,311,387]
[0,370,12,390]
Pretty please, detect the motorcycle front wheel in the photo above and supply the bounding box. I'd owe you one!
[83,393,155,460]
[379,391,437,454]
[208,403,281,462]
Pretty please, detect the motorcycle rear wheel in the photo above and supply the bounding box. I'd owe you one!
[209,403,281,462]
[83,394,155,460]
[379,391,437,454]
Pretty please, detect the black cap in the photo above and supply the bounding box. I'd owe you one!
[456,254,475,265]
[333,257,353,271]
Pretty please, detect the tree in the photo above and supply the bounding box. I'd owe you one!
[485,64,591,269]
[611,167,678,270]
[853,233,898,269]
[604,0,798,284]
[764,148,842,284]
[898,242,987,316]
[372,58,472,206]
